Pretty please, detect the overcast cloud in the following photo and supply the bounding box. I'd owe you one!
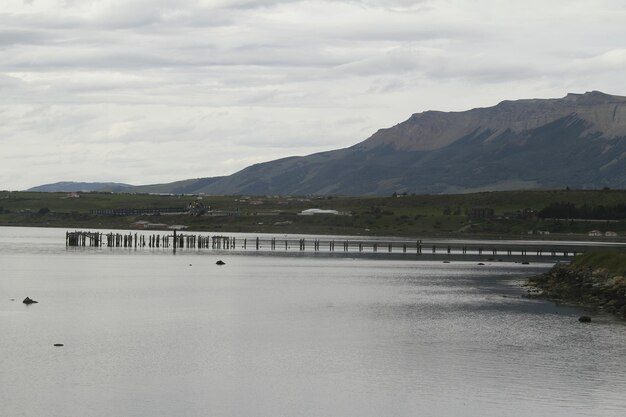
[1,0,625,189]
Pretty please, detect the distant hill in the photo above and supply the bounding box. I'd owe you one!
[27,182,133,193]
[29,91,626,195]
[144,91,626,195]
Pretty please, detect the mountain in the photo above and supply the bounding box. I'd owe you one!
[142,91,626,195]
[28,91,626,195]
[27,182,133,193]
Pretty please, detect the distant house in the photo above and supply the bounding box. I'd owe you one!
[169,225,188,230]
[469,207,494,219]
[67,192,80,198]
[588,230,602,237]
[299,208,340,216]
[519,208,537,219]
[274,221,293,226]
[527,230,550,235]
[605,231,618,237]
[254,211,280,216]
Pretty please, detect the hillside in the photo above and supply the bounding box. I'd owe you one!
[150,91,626,196]
[29,91,626,196]
[3,189,626,238]
[27,182,133,193]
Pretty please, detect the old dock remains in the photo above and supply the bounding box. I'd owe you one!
[65,230,626,261]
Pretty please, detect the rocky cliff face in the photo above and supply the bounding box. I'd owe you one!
[358,91,626,152]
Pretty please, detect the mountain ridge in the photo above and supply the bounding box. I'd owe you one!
[27,181,133,193]
[28,91,626,195]
[358,90,626,152]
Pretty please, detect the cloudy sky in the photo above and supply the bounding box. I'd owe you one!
[1,0,625,190]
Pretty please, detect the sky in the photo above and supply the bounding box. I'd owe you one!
[1,0,626,190]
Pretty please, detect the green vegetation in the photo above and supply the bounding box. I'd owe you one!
[528,249,626,319]
[539,201,626,220]
[569,250,626,277]
[1,189,625,238]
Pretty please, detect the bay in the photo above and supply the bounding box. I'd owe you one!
[1,227,625,417]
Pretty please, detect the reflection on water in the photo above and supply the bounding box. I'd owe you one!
[1,227,625,417]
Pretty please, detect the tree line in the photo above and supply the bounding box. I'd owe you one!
[538,202,626,220]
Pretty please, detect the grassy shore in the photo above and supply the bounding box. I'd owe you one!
[1,189,626,239]
[527,251,626,319]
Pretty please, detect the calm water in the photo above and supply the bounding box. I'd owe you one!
[1,227,625,417]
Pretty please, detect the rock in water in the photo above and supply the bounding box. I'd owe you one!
[53,344,64,347]
[216,260,226,265]
[578,316,592,323]
[23,297,38,304]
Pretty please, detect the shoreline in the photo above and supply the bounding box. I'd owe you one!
[525,255,626,320]
[2,221,626,243]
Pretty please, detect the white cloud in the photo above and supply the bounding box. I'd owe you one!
[1,0,625,189]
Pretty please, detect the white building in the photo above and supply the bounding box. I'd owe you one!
[299,208,340,216]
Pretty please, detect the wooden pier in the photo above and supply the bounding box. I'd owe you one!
[65,230,626,261]
[65,231,236,250]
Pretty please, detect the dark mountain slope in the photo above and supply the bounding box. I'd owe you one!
[28,91,626,195]
[186,91,626,195]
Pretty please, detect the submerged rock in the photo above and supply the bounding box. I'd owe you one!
[23,297,38,304]
[578,316,592,323]
[216,260,226,265]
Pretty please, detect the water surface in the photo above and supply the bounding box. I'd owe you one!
[1,227,625,417]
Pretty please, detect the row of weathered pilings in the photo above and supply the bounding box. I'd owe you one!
[66,231,238,250]
[61,230,613,260]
